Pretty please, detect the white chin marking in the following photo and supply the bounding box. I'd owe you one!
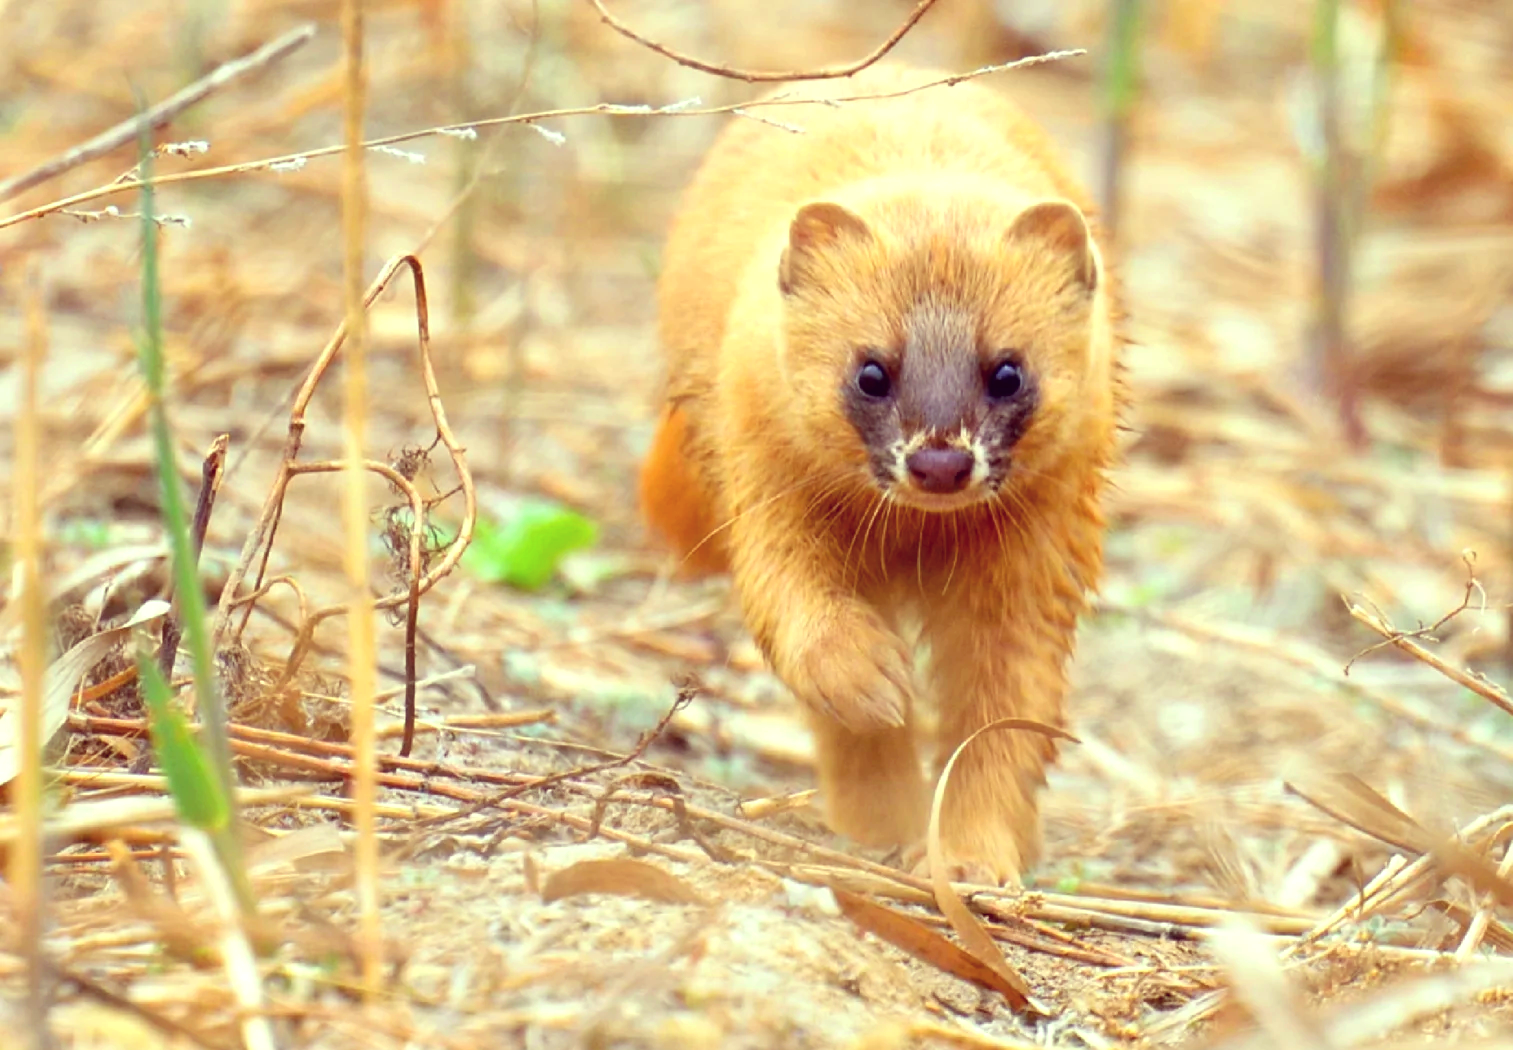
[969,434,990,488]
[886,438,908,484]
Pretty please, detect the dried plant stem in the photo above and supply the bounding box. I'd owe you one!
[70,709,1325,942]
[1456,832,1513,960]
[14,263,52,1050]
[0,783,315,847]
[62,708,1325,940]
[1287,805,1513,957]
[180,828,275,1050]
[266,459,425,689]
[397,508,421,759]
[1308,0,1365,447]
[156,435,228,680]
[0,23,316,202]
[1346,601,1513,717]
[210,256,472,674]
[0,53,1085,232]
[374,708,551,738]
[588,0,941,82]
[68,713,541,791]
[340,0,382,998]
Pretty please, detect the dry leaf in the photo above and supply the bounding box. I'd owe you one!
[105,839,213,964]
[1286,771,1513,909]
[833,888,1030,1006]
[245,823,346,875]
[540,856,706,905]
[0,599,169,787]
[47,544,166,611]
[1284,771,1428,855]
[926,716,1078,1018]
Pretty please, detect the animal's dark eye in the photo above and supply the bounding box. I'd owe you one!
[987,360,1024,400]
[856,360,892,399]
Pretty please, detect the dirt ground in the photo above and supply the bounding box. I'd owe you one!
[4,0,1513,1047]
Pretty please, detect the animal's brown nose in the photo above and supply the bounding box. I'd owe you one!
[905,447,974,494]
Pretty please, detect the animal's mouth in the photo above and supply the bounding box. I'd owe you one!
[888,479,990,514]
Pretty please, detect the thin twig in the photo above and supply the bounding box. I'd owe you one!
[69,712,542,790]
[1342,551,1485,672]
[266,458,430,690]
[404,680,697,835]
[0,24,317,202]
[396,480,424,761]
[0,54,1085,232]
[588,0,940,82]
[1346,600,1513,718]
[156,435,228,679]
[180,828,276,1050]
[209,256,474,717]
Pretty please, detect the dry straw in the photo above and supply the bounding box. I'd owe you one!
[340,0,383,998]
[14,260,49,1049]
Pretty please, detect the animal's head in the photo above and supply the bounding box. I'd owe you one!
[775,181,1104,512]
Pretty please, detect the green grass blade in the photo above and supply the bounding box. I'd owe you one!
[137,652,230,832]
[133,93,249,908]
[1101,0,1143,121]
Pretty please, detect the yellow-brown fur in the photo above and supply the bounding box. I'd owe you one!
[640,66,1124,884]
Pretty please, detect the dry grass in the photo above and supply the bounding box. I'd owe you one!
[2,0,1513,1047]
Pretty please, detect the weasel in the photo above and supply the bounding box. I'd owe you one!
[638,65,1123,884]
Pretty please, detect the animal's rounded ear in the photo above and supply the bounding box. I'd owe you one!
[779,201,872,296]
[1006,200,1097,295]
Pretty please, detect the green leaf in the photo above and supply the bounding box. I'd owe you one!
[463,501,599,591]
[138,653,230,834]
[1100,0,1144,119]
[57,518,112,549]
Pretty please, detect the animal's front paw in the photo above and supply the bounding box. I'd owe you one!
[781,607,913,733]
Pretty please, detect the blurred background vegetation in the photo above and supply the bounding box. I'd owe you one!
[3,0,1513,1046]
